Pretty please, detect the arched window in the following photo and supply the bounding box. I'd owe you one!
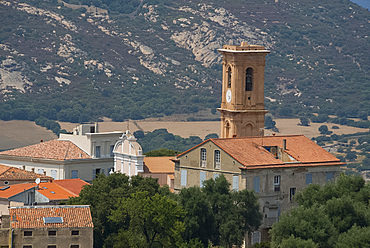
[227,67,232,88]
[225,121,230,138]
[246,67,253,91]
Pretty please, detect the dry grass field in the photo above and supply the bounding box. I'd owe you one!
[0,120,56,150]
[1,119,367,151]
[60,118,367,139]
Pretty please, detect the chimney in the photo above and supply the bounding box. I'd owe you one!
[283,139,287,150]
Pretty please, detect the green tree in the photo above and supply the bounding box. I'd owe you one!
[335,225,370,248]
[270,206,337,248]
[265,116,276,129]
[278,235,318,248]
[271,175,370,248]
[178,187,215,247]
[179,175,262,247]
[319,125,332,135]
[67,174,163,248]
[299,117,310,126]
[204,133,219,140]
[109,192,185,248]
[144,148,179,157]
[345,151,357,161]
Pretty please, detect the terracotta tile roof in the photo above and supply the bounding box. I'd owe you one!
[9,205,93,228]
[0,183,36,198]
[0,140,91,160]
[53,179,90,195]
[0,164,52,181]
[37,182,78,200]
[143,157,175,174]
[179,135,343,169]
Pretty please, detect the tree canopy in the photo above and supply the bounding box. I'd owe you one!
[179,175,262,248]
[270,175,370,248]
[68,173,262,248]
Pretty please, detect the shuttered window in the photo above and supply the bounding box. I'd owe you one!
[306,173,312,184]
[233,175,239,191]
[253,176,260,193]
[181,170,187,186]
[326,172,334,182]
[200,171,206,187]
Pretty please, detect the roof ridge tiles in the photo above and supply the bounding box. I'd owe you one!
[9,205,90,209]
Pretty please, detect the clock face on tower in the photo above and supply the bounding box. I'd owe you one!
[226,89,232,103]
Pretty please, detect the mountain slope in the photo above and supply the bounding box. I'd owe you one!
[0,0,368,122]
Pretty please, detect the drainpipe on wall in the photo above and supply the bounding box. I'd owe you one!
[9,228,13,248]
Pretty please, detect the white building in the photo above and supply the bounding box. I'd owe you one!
[113,131,175,190]
[0,124,123,182]
[113,130,144,177]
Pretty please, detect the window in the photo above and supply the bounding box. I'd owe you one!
[214,150,221,169]
[51,170,57,179]
[37,169,44,174]
[274,175,281,192]
[233,175,239,191]
[71,170,78,179]
[24,231,32,236]
[48,230,56,236]
[200,148,207,167]
[23,246,32,248]
[253,176,260,193]
[227,67,232,88]
[71,245,80,248]
[251,231,261,245]
[95,146,101,158]
[326,172,334,182]
[200,171,206,187]
[214,173,219,180]
[71,230,79,236]
[290,188,296,202]
[110,145,115,157]
[306,173,312,185]
[245,67,253,91]
[90,126,95,133]
[93,168,101,179]
[181,170,187,186]
[47,245,57,248]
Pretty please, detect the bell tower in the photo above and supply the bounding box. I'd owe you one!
[218,42,270,138]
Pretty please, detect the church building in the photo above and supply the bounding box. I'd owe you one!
[173,42,343,246]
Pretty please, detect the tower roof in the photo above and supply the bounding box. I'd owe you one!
[218,42,270,53]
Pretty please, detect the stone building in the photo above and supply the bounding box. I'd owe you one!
[2,205,94,248]
[218,42,269,138]
[173,134,343,244]
[174,42,344,246]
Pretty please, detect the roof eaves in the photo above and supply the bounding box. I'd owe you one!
[8,185,37,198]
[244,161,344,170]
[177,139,211,157]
